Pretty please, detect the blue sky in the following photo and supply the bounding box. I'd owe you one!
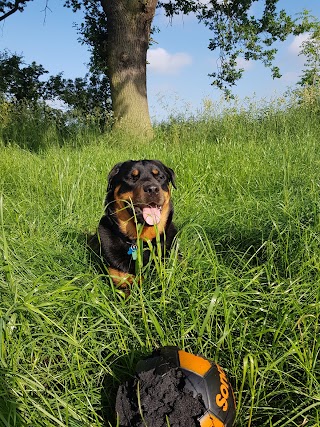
[1,0,319,121]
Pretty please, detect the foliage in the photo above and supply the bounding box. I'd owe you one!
[0,97,109,150]
[65,0,108,75]
[0,51,50,103]
[0,51,112,130]
[1,1,313,101]
[48,70,112,129]
[0,0,31,21]
[159,0,299,95]
[64,0,308,95]
[0,97,320,426]
[296,12,320,88]
[285,12,320,107]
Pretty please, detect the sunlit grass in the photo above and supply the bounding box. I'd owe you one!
[0,98,320,426]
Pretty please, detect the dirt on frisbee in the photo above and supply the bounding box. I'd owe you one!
[115,367,206,427]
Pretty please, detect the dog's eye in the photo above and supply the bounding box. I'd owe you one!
[130,169,140,180]
[152,169,164,181]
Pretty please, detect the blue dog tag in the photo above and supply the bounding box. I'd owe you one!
[127,244,138,260]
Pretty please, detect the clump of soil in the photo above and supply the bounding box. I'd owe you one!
[115,367,206,427]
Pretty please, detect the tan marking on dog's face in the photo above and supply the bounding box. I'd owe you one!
[131,169,140,177]
[152,168,159,176]
[113,185,171,240]
[113,185,135,236]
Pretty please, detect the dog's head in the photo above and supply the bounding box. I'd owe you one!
[105,160,176,238]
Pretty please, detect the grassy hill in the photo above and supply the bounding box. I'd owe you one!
[0,98,319,426]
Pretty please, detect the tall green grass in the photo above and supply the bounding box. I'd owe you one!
[0,100,105,151]
[0,97,320,426]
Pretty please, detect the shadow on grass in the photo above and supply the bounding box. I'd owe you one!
[100,350,147,426]
[0,371,23,427]
[202,221,304,278]
[0,102,105,153]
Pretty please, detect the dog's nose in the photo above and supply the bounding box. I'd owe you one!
[143,184,159,195]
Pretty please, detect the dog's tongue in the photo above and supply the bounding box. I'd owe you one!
[143,206,161,225]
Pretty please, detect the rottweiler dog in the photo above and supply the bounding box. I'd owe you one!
[90,160,177,293]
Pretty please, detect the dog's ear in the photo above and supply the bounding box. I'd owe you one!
[107,162,123,192]
[165,166,176,189]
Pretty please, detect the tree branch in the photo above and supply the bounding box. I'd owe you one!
[0,1,26,22]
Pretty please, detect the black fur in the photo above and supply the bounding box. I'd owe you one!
[89,160,177,281]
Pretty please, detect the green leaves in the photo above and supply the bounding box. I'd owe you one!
[65,0,303,97]
[158,1,314,94]
[297,13,320,88]
[0,0,32,22]
[0,51,112,131]
[0,52,49,103]
[199,0,295,93]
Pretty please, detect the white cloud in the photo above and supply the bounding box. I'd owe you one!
[288,33,310,56]
[147,48,192,75]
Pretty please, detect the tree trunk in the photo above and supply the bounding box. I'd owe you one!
[100,0,157,139]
